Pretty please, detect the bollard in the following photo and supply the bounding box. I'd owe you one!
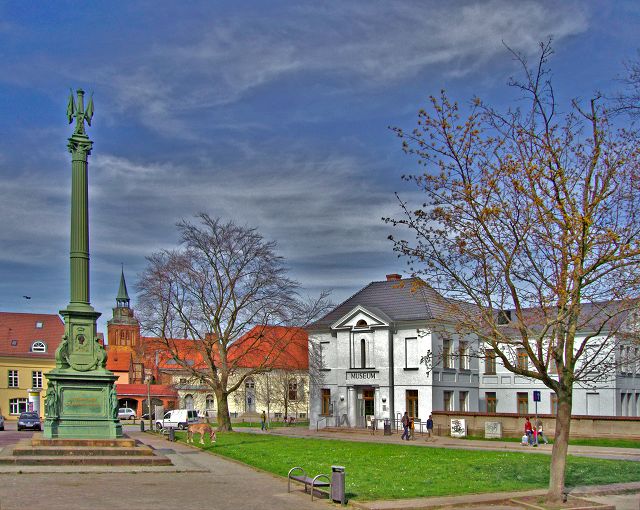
[140,420,145,432]
[168,427,175,442]
[383,418,391,436]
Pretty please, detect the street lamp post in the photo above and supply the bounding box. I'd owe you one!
[147,375,152,432]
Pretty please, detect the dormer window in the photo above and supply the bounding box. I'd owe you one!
[355,320,368,328]
[497,310,512,325]
[31,341,46,353]
[35,321,44,329]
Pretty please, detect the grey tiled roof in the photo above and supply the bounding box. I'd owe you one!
[309,277,635,334]
[309,278,457,329]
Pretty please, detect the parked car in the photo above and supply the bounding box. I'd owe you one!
[117,407,136,420]
[17,412,41,431]
[155,409,199,430]
[0,415,4,431]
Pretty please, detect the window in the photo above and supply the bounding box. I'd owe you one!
[406,390,419,418]
[9,398,27,415]
[459,342,470,370]
[443,340,453,369]
[459,391,468,412]
[443,391,453,411]
[517,349,528,371]
[32,371,42,388]
[486,392,497,413]
[497,309,511,325]
[360,338,367,368]
[321,389,331,416]
[35,321,43,329]
[184,394,194,410]
[355,319,368,328]
[550,393,558,415]
[206,394,215,410]
[485,349,496,374]
[288,380,298,401]
[320,341,330,370]
[517,392,529,415]
[8,370,18,388]
[405,337,418,369]
[31,341,46,352]
[179,378,187,385]
[10,339,17,347]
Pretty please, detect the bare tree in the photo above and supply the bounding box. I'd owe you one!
[613,51,640,117]
[137,214,330,431]
[386,42,640,503]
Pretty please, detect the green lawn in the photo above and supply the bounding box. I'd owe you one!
[175,431,640,501]
[232,420,310,429]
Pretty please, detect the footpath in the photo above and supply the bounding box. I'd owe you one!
[0,424,638,509]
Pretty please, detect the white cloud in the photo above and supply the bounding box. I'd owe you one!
[91,1,588,139]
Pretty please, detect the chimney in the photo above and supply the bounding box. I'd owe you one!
[386,273,402,281]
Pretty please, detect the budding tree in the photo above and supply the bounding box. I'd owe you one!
[386,42,640,503]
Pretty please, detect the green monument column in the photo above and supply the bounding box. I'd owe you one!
[44,90,122,439]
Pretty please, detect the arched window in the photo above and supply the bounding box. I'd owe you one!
[288,380,298,401]
[184,394,194,410]
[360,338,366,368]
[31,341,46,353]
[356,319,368,328]
[206,394,215,410]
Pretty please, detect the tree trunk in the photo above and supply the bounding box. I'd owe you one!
[547,390,572,503]
[216,392,233,431]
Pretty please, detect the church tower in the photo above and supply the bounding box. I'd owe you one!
[107,267,140,352]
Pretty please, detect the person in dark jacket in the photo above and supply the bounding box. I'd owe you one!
[401,412,410,440]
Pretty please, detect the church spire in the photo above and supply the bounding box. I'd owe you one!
[116,264,130,308]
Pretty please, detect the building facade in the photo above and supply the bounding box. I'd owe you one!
[308,275,479,428]
[0,312,64,419]
[309,274,640,429]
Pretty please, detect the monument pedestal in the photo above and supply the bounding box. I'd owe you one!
[44,370,122,439]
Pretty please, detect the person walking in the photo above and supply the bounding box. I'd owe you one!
[426,414,434,440]
[401,412,410,440]
[535,417,549,445]
[260,410,267,431]
[524,417,534,446]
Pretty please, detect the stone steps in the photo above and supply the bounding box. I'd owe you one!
[0,434,172,467]
[32,437,136,448]
[12,445,155,457]
[0,455,172,466]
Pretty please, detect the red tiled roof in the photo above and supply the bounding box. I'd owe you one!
[230,326,308,370]
[116,383,178,398]
[0,312,64,358]
[106,350,132,372]
[138,325,308,371]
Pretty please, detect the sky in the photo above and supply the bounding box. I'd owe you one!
[0,1,638,335]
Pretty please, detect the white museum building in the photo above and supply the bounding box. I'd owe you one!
[308,274,640,429]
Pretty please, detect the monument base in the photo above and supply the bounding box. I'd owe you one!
[44,370,122,439]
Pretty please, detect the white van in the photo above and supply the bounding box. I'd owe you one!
[155,409,199,430]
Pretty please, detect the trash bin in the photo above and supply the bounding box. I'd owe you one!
[384,418,391,436]
[168,427,175,442]
[331,465,346,505]
[140,420,145,432]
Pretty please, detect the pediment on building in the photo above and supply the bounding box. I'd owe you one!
[330,305,391,330]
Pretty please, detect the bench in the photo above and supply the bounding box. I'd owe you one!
[287,467,330,501]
